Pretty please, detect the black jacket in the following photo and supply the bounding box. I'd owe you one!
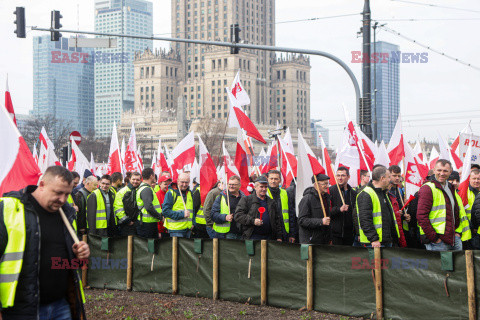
[87,189,116,237]
[0,186,85,319]
[356,182,398,244]
[73,187,90,233]
[235,192,283,240]
[268,187,298,239]
[298,187,332,244]
[329,184,356,239]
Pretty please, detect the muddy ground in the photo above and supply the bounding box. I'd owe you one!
[84,288,364,320]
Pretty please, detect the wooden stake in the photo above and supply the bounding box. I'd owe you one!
[213,238,219,300]
[81,234,88,287]
[313,175,327,217]
[261,240,267,306]
[374,247,383,320]
[59,207,80,244]
[466,250,476,320]
[172,237,178,295]
[306,245,313,311]
[331,164,345,206]
[126,235,133,291]
[248,258,252,279]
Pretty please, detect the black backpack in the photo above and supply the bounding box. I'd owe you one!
[122,189,140,221]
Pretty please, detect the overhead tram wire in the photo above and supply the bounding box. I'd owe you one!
[152,13,361,37]
[376,18,480,22]
[390,0,480,14]
[376,24,480,72]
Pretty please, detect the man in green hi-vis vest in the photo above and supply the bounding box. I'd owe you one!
[0,166,89,320]
[356,165,399,248]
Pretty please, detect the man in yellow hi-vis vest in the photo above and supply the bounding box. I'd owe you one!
[467,167,480,249]
[0,166,89,320]
[211,175,245,239]
[87,174,117,237]
[162,172,194,238]
[356,165,399,248]
[266,170,297,243]
[417,159,462,251]
[136,168,163,238]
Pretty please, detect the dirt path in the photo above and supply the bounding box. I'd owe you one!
[84,288,364,320]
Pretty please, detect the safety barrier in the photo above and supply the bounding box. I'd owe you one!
[83,235,478,319]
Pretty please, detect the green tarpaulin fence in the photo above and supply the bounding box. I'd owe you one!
[86,235,476,319]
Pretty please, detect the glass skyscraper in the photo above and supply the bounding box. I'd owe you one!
[371,41,400,143]
[94,0,153,137]
[32,36,94,136]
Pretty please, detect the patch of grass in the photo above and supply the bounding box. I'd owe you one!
[105,308,112,315]
[280,309,286,315]
[239,310,246,316]
[184,309,194,319]
[195,301,203,306]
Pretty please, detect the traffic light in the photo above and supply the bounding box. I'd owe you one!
[51,10,62,41]
[14,7,26,38]
[230,23,241,54]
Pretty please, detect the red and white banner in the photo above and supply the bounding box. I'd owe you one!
[235,129,250,193]
[386,115,405,166]
[107,123,123,175]
[171,132,196,180]
[458,137,473,206]
[227,72,266,144]
[222,141,240,179]
[5,75,17,126]
[198,134,218,204]
[124,123,142,173]
[459,133,480,165]
[0,102,41,195]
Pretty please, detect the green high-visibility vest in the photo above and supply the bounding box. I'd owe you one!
[213,194,231,234]
[418,182,472,241]
[456,192,472,241]
[194,187,206,225]
[112,186,130,224]
[136,183,162,223]
[0,197,85,308]
[267,188,290,233]
[88,189,109,229]
[154,185,160,193]
[356,186,400,244]
[164,189,193,230]
[67,194,75,207]
[466,188,476,221]
[110,186,117,198]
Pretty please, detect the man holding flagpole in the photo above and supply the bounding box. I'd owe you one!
[298,173,332,245]
[162,172,194,238]
[0,166,89,319]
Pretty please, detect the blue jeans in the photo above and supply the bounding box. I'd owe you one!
[425,235,462,251]
[168,229,191,238]
[39,298,71,320]
[206,226,216,238]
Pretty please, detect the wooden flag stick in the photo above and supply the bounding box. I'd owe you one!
[397,187,407,215]
[313,175,327,217]
[330,164,345,206]
[59,207,80,244]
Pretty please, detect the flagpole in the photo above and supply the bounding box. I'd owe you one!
[330,164,346,206]
[242,129,261,176]
[313,175,327,217]
[216,110,230,168]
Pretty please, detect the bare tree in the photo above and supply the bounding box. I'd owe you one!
[196,117,225,165]
[77,130,110,163]
[22,115,72,150]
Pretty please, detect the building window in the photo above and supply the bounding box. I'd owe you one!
[283,70,286,79]
[151,66,154,76]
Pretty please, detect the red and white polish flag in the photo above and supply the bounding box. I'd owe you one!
[107,122,123,175]
[227,71,266,144]
[0,103,41,195]
[171,132,196,180]
[458,136,473,207]
[5,75,17,126]
[198,134,218,204]
[235,129,250,193]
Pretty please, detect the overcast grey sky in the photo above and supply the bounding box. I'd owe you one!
[1,0,479,148]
